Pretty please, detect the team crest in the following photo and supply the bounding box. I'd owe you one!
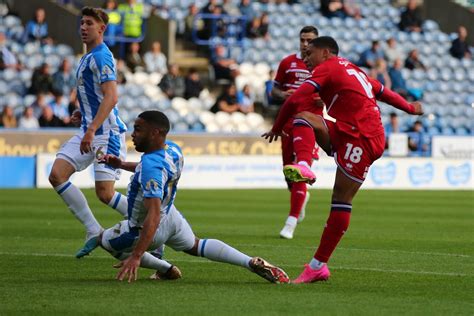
[146,179,159,192]
[290,62,297,68]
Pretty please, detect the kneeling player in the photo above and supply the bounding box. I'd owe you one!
[92,110,289,283]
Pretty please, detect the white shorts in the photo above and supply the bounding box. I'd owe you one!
[101,205,195,256]
[56,132,126,181]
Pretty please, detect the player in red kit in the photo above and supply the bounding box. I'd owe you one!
[263,37,423,283]
[271,26,321,240]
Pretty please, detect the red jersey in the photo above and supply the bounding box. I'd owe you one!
[274,53,311,91]
[274,53,318,112]
[272,56,415,137]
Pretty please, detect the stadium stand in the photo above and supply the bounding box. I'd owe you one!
[0,0,473,154]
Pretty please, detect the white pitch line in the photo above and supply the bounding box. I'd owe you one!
[232,244,472,258]
[0,251,470,277]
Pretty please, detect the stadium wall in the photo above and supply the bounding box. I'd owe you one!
[31,153,472,190]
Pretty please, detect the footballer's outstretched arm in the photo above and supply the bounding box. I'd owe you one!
[370,78,424,115]
[116,197,161,282]
[100,154,138,172]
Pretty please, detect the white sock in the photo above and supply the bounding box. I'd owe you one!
[298,161,311,169]
[107,191,128,218]
[309,257,324,270]
[55,181,101,238]
[140,252,172,273]
[286,216,298,226]
[197,239,251,269]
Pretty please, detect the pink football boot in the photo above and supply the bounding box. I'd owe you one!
[292,264,330,284]
[283,164,316,184]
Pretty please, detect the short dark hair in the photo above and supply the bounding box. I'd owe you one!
[138,111,170,135]
[309,36,339,55]
[300,25,319,36]
[390,112,398,118]
[81,6,109,25]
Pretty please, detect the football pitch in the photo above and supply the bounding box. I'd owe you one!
[0,188,473,315]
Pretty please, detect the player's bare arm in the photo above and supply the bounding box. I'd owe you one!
[100,154,138,172]
[116,197,162,283]
[271,86,295,102]
[80,80,118,154]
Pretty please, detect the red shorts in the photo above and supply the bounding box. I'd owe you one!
[281,120,319,165]
[325,120,385,183]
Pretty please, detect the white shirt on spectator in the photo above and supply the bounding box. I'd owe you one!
[18,116,39,129]
[144,51,168,75]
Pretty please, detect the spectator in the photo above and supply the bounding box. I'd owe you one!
[246,17,263,39]
[450,25,472,60]
[222,0,240,16]
[52,59,76,98]
[398,0,423,33]
[358,41,385,69]
[320,0,361,19]
[202,0,220,14]
[48,90,70,125]
[408,120,429,155]
[384,112,401,137]
[404,49,426,71]
[388,59,422,101]
[116,59,128,84]
[202,5,227,39]
[212,45,240,81]
[158,64,185,99]
[29,63,52,95]
[22,7,52,44]
[18,106,39,129]
[264,70,275,107]
[125,42,145,73]
[259,13,270,39]
[211,83,241,113]
[29,93,47,118]
[38,105,64,127]
[239,0,253,21]
[370,59,391,88]
[185,4,204,39]
[144,41,168,75]
[237,84,255,113]
[117,0,144,39]
[102,0,121,49]
[1,105,17,128]
[0,32,20,70]
[384,37,404,66]
[184,68,204,99]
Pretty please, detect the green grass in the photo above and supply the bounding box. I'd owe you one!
[0,189,473,315]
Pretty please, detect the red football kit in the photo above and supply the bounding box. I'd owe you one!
[274,53,321,166]
[273,56,416,183]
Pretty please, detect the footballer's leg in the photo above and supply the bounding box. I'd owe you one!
[293,168,360,283]
[94,133,128,218]
[49,156,103,258]
[99,221,181,280]
[185,237,289,284]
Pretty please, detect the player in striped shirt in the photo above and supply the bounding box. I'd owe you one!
[48,7,128,258]
[94,111,289,283]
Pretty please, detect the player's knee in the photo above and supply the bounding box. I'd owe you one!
[96,187,114,204]
[48,168,66,187]
[184,238,200,256]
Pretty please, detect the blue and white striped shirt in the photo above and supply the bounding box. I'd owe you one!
[76,43,126,136]
[127,141,184,228]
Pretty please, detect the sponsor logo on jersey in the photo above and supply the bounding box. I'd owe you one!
[101,65,113,76]
[290,62,297,68]
[146,179,159,192]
